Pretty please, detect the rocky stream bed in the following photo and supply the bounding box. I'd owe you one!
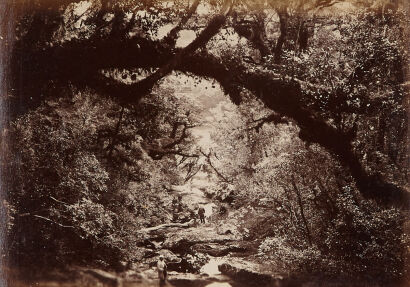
[12,180,293,287]
[11,179,394,287]
[16,222,288,287]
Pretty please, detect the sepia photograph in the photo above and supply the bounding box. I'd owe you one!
[0,0,409,286]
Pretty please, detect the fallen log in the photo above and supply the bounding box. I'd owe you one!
[140,219,195,233]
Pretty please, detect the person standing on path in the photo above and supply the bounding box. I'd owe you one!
[157,255,167,286]
[198,206,205,224]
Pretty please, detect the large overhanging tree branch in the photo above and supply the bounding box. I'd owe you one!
[249,113,289,132]
[176,52,408,206]
[9,0,232,115]
[8,0,408,206]
[10,42,407,206]
[83,0,233,103]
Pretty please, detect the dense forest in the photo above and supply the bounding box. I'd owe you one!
[0,0,409,286]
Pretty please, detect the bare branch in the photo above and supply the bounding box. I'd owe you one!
[163,0,201,46]
[33,215,75,229]
[200,150,233,184]
[182,156,201,181]
[49,196,70,206]
[163,123,189,149]
[249,113,288,132]
[185,165,201,182]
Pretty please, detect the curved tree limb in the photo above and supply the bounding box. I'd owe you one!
[177,52,408,206]
[200,150,233,184]
[119,0,233,102]
[8,1,408,206]
[163,0,201,46]
[249,113,289,132]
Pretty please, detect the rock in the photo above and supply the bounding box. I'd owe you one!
[218,263,272,286]
[214,187,236,203]
[184,253,209,272]
[166,271,232,287]
[191,243,231,257]
[156,252,209,273]
[218,259,284,287]
[215,222,240,238]
[191,242,248,257]
[132,247,157,263]
[162,226,238,252]
[158,249,181,263]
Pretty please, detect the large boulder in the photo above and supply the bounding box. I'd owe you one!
[191,242,248,257]
[158,249,181,263]
[162,226,238,252]
[166,271,233,287]
[218,258,284,287]
[215,222,240,237]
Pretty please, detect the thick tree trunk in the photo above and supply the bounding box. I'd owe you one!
[274,7,288,64]
[298,21,309,51]
[291,179,313,246]
[232,12,271,59]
